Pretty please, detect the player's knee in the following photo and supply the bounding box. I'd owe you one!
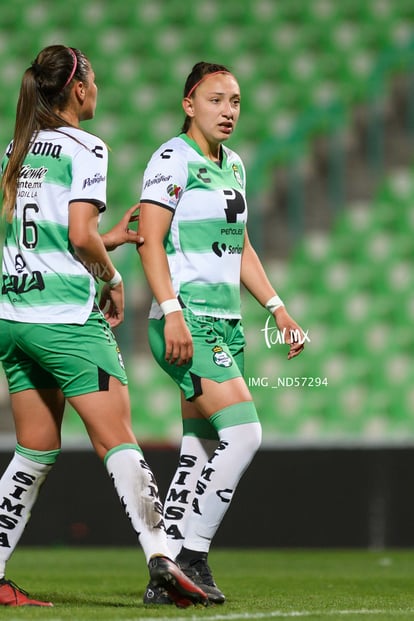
[212,401,262,456]
[244,421,262,455]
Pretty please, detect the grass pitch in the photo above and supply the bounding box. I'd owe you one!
[3,548,414,620]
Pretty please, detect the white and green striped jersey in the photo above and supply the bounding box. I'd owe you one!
[140,134,247,319]
[0,127,107,324]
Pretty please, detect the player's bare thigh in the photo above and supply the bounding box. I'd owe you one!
[182,376,252,420]
[68,376,137,459]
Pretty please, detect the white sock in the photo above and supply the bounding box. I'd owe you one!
[183,422,262,553]
[0,453,52,578]
[163,435,218,559]
[105,446,171,563]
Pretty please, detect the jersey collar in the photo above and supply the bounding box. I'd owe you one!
[180,133,226,166]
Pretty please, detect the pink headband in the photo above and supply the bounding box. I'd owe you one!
[62,48,78,89]
[186,71,232,99]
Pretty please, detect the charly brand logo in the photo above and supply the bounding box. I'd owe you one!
[261,315,311,349]
[91,145,104,159]
[196,167,211,183]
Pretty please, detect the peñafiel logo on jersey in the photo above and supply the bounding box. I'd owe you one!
[82,172,106,189]
[212,345,232,368]
[144,173,172,189]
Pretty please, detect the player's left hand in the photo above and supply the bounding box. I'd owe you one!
[99,281,125,328]
[101,204,143,251]
[274,307,306,360]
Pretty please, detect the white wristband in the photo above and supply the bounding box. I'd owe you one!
[265,295,285,314]
[107,269,122,288]
[160,298,182,316]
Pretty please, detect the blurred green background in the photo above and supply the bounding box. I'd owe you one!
[0,0,414,447]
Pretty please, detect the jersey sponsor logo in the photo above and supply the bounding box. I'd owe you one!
[212,345,233,368]
[212,242,227,257]
[17,165,47,197]
[0,470,37,551]
[19,165,48,181]
[205,328,218,345]
[91,145,104,158]
[167,183,182,200]
[223,189,245,222]
[14,254,26,273]
[7,140,62,160]
[144,173,172,189]
[212,241,243,257]
[196,167,211,183]
[220,226,244,235]
[1,271,45,295]
[82,172,106,189]
[160,149,173,159]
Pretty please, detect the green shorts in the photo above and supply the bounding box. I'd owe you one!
[148,311,245,400]
[0,311,128,397]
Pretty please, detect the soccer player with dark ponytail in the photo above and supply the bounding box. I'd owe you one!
[0,45,207,609]
[138,61,305,605]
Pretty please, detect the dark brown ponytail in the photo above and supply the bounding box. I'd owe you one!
[1,45,89,221]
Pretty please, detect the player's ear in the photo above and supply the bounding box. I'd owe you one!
[74,81,86,103]
[182,97,195,118]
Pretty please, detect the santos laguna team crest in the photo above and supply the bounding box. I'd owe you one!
[232,163,243,187]
[212,345,232,368]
